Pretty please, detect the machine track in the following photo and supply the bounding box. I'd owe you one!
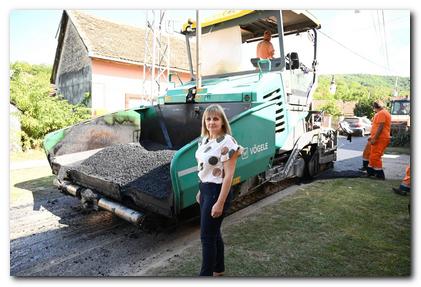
[228,178,298,215]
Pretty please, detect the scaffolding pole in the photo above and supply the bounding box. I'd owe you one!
[142,10,172,102]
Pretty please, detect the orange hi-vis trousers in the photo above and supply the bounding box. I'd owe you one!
[363,141,371,161]
[402,165,410,188]
[368,138,390,170]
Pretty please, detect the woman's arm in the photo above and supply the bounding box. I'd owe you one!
[196,191,200,204]
[211,152,239,218]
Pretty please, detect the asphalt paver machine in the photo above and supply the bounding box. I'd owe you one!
[43,10,337,226]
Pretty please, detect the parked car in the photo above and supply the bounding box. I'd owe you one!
[339,116,372,136]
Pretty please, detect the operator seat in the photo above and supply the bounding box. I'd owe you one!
[286,52,299,70]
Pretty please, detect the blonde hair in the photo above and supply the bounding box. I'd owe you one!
[201,104,232,137]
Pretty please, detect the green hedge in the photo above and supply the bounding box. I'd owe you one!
[10,62,91,150]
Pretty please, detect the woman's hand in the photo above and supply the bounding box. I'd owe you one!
[211,201,224,218]
[196,191,200,204]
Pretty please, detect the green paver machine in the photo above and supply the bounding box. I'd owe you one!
[44,10,337,226]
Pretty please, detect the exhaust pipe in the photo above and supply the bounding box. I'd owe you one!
[53,179,145,226]
[54,179,81,197]
[98,198,145,225]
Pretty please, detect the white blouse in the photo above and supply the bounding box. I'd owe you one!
[195,134,243,184]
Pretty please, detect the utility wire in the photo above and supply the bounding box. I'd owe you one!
[377,10,387,69]
[353,16,408,32]
[318,29,396,74]
[382,11,391,74]
[371,11,381,59]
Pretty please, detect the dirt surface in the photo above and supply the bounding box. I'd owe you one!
[10,164,297,277]
[10,137,410,276]
[10,175,299,276]
[10,182,201,276]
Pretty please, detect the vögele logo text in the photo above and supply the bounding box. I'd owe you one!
[250,143,268,155]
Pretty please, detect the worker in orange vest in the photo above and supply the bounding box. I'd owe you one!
[393,165,411,195]
[256,30,275,59]
[366,100,391,180]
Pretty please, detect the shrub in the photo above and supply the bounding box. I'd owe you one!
[390,126,410,147]
[10,62,91,150]
[318,100,342,117]
[354,100,375,118]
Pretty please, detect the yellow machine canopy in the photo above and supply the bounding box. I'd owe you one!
[182,10,320,40]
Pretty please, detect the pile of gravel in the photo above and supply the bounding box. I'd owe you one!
[70,143,176,199]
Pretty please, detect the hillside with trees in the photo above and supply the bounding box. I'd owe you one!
[314,74,410,118]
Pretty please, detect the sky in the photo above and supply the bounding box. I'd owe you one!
[9,9,410,77]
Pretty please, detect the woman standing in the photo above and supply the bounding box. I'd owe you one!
[195,104,243,276]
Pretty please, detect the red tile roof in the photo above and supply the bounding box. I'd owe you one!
[67,10,194,71]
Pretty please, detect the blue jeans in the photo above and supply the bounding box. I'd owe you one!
[199,182,232,276]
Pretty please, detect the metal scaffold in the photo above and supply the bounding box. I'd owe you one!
[142,10,173,102]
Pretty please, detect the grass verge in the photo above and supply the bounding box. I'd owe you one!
[385,146,411,155]
[10,149,46,162]
[10,166,55,206]
[150,178,411,277]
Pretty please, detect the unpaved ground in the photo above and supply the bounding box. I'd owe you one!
[10,174,300,276]
[9,181,200,276]
[10,137,410,276]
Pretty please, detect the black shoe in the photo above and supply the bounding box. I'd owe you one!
[393,187,407,196]
[359,161,368,171]
[375,170,385,180]
[366,167,375,176]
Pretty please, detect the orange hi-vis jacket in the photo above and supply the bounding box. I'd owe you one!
[369,108,391,169]
[370,109,391,139]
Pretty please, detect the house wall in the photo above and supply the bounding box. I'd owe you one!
[91,59,191,115]
[56,20,92,105]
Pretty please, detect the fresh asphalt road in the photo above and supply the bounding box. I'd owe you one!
[334,135,410,180]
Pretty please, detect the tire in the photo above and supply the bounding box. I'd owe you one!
[307,151,319,178]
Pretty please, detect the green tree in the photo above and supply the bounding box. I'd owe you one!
[354,99,375,119]
[10,62,91,150]
[319,100,342,117]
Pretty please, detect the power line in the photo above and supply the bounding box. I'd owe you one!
[382,11,391,74]
[318,29,396,74]
[352,16,409,33]
[371,11,381,60]
[376,10,387,69]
